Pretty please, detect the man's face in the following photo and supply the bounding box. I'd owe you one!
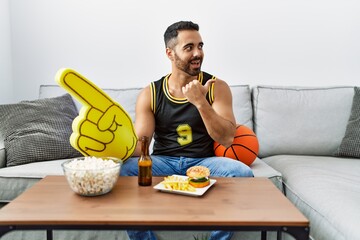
[171,30,204,76]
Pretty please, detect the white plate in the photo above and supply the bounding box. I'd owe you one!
[153,175,216,197]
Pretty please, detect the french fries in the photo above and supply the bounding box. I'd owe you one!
[161,176,196,192]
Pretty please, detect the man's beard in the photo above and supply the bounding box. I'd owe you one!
[174,53,202,76]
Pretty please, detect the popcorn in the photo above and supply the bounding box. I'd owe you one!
[62,156,120,196]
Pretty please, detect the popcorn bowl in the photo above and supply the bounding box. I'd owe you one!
[62,156,122,196]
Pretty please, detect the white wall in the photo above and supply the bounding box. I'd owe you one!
[0,0,13,104]
[4,0,360,103]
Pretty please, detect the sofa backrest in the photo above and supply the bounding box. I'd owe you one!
[36,84,252,158]
[230,85,253,129]
[252,85,354,158]
[39,84,254,129]
[39,85,141,121]
[1,84,354,167]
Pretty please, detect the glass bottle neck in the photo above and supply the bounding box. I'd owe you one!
[140,137,149,156]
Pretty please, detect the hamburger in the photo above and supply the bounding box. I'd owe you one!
[186,166,211,188]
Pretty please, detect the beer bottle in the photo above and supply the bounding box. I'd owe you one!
[138,136,152,186]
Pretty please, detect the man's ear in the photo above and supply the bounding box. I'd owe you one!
[166,47,174,61]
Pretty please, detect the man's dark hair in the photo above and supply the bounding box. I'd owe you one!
[164,21,199,48]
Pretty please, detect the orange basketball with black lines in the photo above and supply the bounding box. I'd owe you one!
[214,125,259,166]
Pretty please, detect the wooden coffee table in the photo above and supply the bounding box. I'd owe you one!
[0,176,309,240]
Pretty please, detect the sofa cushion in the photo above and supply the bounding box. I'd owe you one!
[230,85,253,129]
[0,159,67,203]
[39,84,254,129]
[39,85,253,155]
[335,87,360,158]
[0,158,281,204]
[0,120,5,168]
[252,86,354,158]
[263,155,360,240]
[0,94,81,167]
[0,143,5,169]
[250,158,282,191]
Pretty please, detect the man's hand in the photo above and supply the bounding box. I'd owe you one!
[56,68,137,161]
[181,79,215,107]
[182,78,236,147]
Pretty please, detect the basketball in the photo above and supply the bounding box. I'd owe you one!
[214,125,259,166]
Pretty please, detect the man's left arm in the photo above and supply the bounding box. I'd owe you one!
[182,79,236,147]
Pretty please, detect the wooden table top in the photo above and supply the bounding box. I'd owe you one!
[0,176,308,228]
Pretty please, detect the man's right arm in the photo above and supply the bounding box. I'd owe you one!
[131,86,155,157]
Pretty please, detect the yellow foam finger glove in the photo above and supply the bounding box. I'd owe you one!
[55,68,137,161]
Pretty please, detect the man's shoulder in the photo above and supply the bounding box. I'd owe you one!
[153,74,169,85]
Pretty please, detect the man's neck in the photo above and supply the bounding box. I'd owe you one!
[168,71,199,88]
[167,71,200,98]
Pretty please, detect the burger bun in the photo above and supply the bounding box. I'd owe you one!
[186,166,210,179]
[186,166,211,188]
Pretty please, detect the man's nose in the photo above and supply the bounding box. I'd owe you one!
[193,48,201,57]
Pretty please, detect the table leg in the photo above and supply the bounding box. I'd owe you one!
[261,231,267,240]
[0,226,13,238]
[282,226,310,240]
[47,229,53,240]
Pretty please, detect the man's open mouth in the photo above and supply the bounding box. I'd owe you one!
[190,60,201,67]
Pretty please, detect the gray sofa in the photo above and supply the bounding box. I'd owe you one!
[0,84,359,240]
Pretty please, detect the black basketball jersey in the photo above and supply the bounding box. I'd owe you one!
[150,71,216,157]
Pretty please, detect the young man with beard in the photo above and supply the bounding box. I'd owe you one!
[121,21,253,240]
